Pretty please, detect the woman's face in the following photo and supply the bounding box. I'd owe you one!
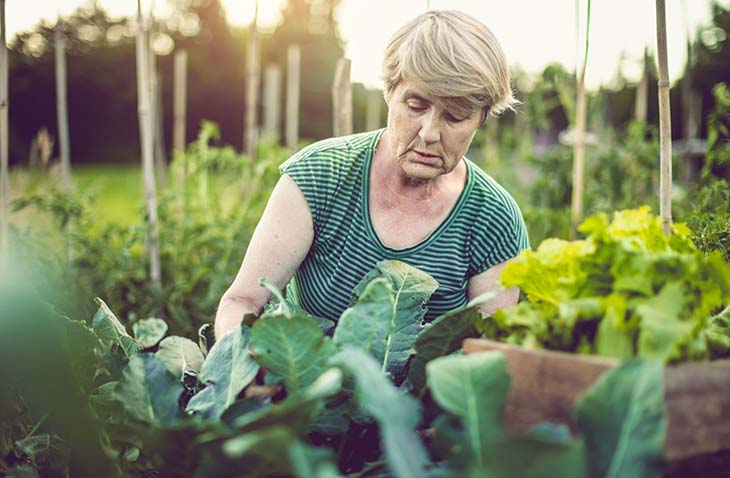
[384,80,482,182]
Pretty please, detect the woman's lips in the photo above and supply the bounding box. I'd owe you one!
[412,150,441,164]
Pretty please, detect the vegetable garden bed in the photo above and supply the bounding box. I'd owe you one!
[463,338,730,477]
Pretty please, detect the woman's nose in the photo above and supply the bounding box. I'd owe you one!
[418,111,441,144]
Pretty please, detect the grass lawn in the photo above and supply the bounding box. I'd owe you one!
[10,163,145,227]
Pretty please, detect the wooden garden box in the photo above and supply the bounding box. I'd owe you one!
[462,338,730,477]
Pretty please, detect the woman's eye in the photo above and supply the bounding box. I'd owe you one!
[445,112,465,123]
[406,102,426,112]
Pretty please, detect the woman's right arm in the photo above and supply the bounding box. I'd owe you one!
[214,174,314,340]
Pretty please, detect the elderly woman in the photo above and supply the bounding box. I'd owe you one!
[215,10,529,339]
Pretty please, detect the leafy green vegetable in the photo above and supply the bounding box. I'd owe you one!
[115,354,184,426]
[333,346,431,478]
[92,298,141,358]
[132,318,169,349]
[250,309,336,392]
[186,325,259,420]
[427,352,509,466]
[336,260,438,381]
[407,294,490,393]
[155,336,205,381]
[495,207,730,360]
[575,360,666,478]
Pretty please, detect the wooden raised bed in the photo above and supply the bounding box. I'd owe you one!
[463,338,730,477]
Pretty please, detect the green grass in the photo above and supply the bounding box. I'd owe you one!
[11,164,145,227]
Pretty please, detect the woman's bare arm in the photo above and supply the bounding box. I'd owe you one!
[466,259,519,315]
[214,174,314,340]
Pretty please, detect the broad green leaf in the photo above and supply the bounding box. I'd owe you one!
[427,352,510,466]
[635,282,692,359]
[186,325,259,420]
[155,336,205,381]
[250,312,336,392]
[132,318,168,349]
[288,441,340,478]
[471,436,587,478]
[115,354,183,426]
[407,294,491,392]
[92,298,140,358]
[336,260,438,380]
[222,426,300,476]
[233,368,343,435]
[575,360,665,478]
[333,346,430,478]
[260,278,335,333]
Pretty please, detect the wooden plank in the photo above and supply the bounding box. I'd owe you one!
[463,337,730,469]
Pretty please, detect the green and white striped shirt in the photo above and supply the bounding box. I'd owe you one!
[280,129,530,322]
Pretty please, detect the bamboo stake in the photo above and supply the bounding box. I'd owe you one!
[55,21,72,190]
[154,68,167,188]
[173,49,187,206]
[263,64,281,141]
[173,50,187,155]
[244,2,260,158]
[635,47,649,123]
[332,58,352,137]
[286,44,300,151]
[0,0,8,272]
[136,0,161,287]
[365,89,382,131]
[655,0,673,235]
[570,0,591,237]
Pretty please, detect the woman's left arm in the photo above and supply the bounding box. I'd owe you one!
[466,259,519,315]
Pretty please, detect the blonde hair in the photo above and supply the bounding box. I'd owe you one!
[382,10,518,120]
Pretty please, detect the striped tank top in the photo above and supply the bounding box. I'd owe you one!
[279,129,530,322]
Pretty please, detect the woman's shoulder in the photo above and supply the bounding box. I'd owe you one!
[463,159,523,217]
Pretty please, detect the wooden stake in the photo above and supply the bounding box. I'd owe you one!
[136,0,161,287]
[263,64,281,141]
[571,0,591,237]
[286,44,300,151]
[655,0,673,235]
[332,58,352,137]
[245,10,260,158]
[635,47,649,123]
[0,0,8,271]
[365,89,382,131]
[173,50,187,155]
[154,68,167,189]
[55,21,72,190]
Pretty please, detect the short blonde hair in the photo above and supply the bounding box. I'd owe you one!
[382,10,518,120]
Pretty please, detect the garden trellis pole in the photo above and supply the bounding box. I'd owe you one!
[136,0,161,287]
[332,58,352,137]
[0,0,8,271]
[655,0,673,235]
[263,64,281,141]
[286,44,300,151]
[365,89,382,131]
[570,0,591,237]
[55,20,72,190]
[635,47,649,123]
[245,0,260,158]
[173,49,187,204]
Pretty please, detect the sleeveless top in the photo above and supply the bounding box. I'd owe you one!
[279,129,530,322]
